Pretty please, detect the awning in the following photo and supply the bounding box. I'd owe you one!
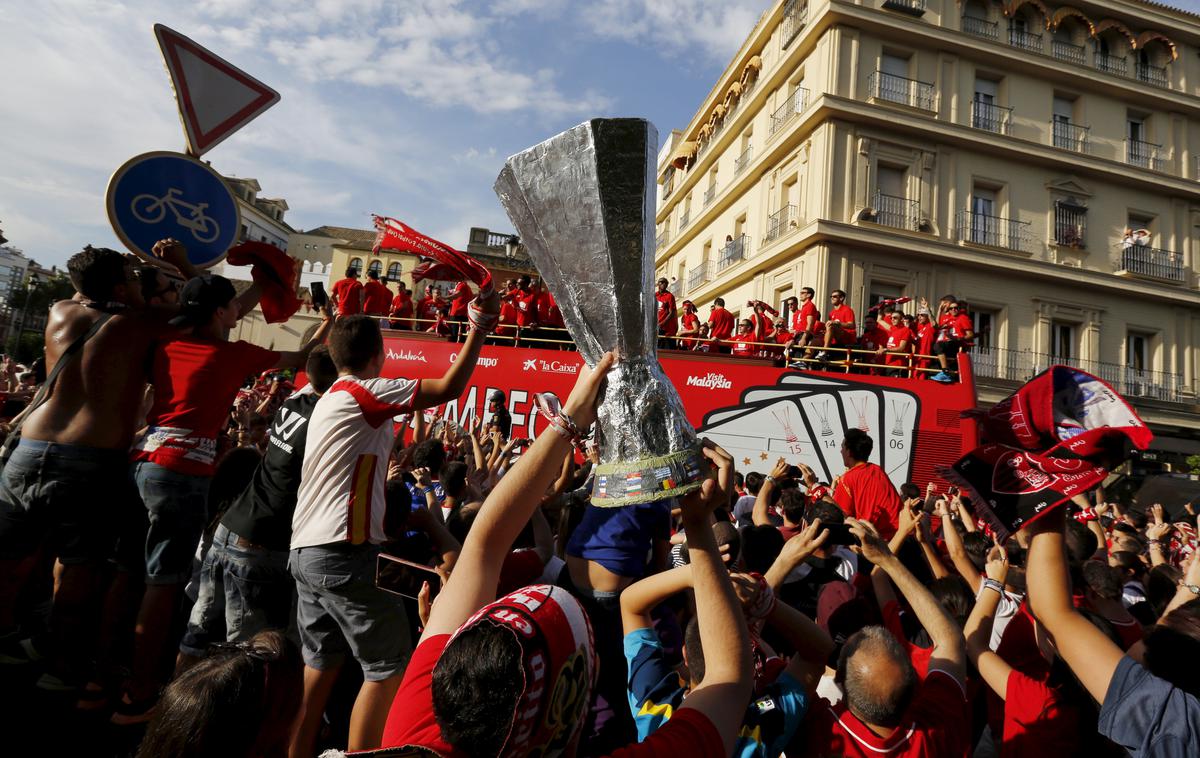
[1049,6,1095,35]
[697,122,713,141]
[712,103,728,119]
[1004,0,1050,22]
[1095,19,1135,46]
[743,55,763,77]
[728,80,744,98]
[1136,30,1179,60]
[669,141,697,170]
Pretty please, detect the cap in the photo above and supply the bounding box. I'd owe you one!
[917,307,932,316]
[681,299,695,308]
[169,275,238,327]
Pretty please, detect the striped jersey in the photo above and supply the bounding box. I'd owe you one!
[290,375,420,550]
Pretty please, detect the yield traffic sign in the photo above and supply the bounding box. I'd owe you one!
[154,24,280,157]
[106,151,240,269]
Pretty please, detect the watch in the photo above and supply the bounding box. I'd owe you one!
[1181,582,1200,596]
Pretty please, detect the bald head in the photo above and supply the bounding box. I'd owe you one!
[837,626,917,728]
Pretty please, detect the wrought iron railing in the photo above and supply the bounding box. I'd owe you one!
[1008,28,1042,53]
[868,71,937,111]
[668,279,682,298]
[765,205,800,243]
[962,16,997,39]
[1136,62,1168,88]
[679,208,691,228]
[1095,52,1127,76]
[770,87,810,136]
[688,261,713,292]
[882,0,926,16]
[656,228,670,249]
[704,186,717,208]
[1116,244,1186,283]
[971,100,1012,135]
[717,234,750,271]
[956,210,1035,253]
[734,145,754,176]
[1052,203,1086,248]
[1052,39,1086,65]
[872,191,920,231]
[1051,120,1089,153]
[781,0,808,49]
[1126,139,1167,172]
[971,346,1189,403]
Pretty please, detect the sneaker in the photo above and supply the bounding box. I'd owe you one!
[0,631,44,666]
[931,371,953,383]
[111,692,158,726]
[815,351,828,362]
[36,672,79,694]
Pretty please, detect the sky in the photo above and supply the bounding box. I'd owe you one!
[0,0,769,268]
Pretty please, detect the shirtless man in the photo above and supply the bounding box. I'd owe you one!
[0,239,200,684]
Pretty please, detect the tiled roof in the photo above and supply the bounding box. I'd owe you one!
[304,225,376,243]
[1131,0,1200,20]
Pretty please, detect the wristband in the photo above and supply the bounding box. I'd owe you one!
[534,392,587,445]
[980,578,1004,596]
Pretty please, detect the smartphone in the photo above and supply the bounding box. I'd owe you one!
[310,281,328,310]
[376,553,442,601]
[824,523,860,546]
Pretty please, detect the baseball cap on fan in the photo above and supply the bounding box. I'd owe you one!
[169,274,238,327]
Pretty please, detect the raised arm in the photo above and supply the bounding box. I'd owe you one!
[753,458,789,526]
[620,564,693,634]
[674,443,753,757]
[964,550,1013,698]
[413,290,499,407]
[764,519,828,590]
[1026,509,1124,703]
[273,305,334,369]
[849,518,966,684]
[420,352,613,642]
[941,502,982,592]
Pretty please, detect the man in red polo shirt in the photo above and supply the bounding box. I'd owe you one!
[746,299,777,343]
[655,278,678,347]
[858,314,891,374]
[833,428,903,540]
[447,281,473,342]
[884,310,915,376]
[677,300,701,349]
[331,267,364,317]
[495,279,519,344]
[535,281,567,348]
[798,518,970,758]
[817,289,855,362]
[770,316,793,360]
[361,270,392,316]
[508,274,539,346]
[415,284,443,330]
[731,319,756,357]
[707,297,735,353]
[791,287,822,348]
[388,282,414,330]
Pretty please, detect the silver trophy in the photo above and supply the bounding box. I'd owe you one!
[495,118,706,506]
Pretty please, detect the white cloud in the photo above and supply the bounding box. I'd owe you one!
[583,0,767,64]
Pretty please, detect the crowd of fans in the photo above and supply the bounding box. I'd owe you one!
[0,239,1197,758]
[327,266,975,382]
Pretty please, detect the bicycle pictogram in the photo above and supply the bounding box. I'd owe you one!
[131,187,221,243]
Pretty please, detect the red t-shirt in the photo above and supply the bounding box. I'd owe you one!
[834,462,903,540]
[794,301,821,333]
[881,601,934,677]
[382,634,725,758]
[417,295,442,323]
[332,277,363,315]
[448,283,473,317]
[362,280,392,315]
[800,669,971,757]
[656,291,678,336]
[679,312,700,348]
[751,310,774,342]
[1000,669,1081,758]
[732,337,755,357]
[390,292,414,320]
[134,338,280,476]
[497,294,519,337]
[936,312,956,343]
[708,307,734,340]
[860,326,889,351]
[916,322,935,357]
[952,313,973,341]
[536,291,561,328]
[512,288,538,327]
[885,326,915,366]
[827,304,856,340]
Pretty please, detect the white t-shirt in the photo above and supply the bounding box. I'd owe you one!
[291,375,419,550]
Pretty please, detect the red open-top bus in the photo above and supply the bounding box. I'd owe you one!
[375,332,979,491]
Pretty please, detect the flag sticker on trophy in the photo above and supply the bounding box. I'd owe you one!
[495,118,708,506]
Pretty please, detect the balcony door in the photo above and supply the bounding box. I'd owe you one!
[880,54,909,104]
[973,78,997,130]
[970,188,996,245]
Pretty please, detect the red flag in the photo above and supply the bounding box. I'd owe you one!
[225,241,302,323]
[867,297,913,313]
[372,216,493,296]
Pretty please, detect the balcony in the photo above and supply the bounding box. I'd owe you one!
[881,0,926,17]
[770,88,810,136]
[1094,52,1127,77]
[971,100,1012,135]
[1051,120,1089,153]
[962,16,997,40]
[1052,39,1086,66]
[1116,244,1186,284]
[1008,28,1042,53]
[765,205,800,244]
[1136,62,1168,89]
[668,279,682,299]
[734,145,754,177]
[1052,203,1086,249]
[679,208,691,229]
[781,0,808,49]
[703,184,716,207]
[656,228,670,249]
[1126,139,1167,172]
[971,346,1188,404]
[871,192,921,231]
[956,210,1035,254]
[717,234,750,271]
[869,71,936,112]
[687,261,713,292]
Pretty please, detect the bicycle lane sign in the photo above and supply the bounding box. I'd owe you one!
[105,150,240,269]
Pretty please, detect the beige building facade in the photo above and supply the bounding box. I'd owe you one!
[655,0,1200,462]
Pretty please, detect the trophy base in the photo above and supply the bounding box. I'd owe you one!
[591,445,708,507]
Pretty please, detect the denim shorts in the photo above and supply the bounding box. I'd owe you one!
[179,524,292,657]
[133,460,211,585]
[290,543,410,681]
[0,440,131,564]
